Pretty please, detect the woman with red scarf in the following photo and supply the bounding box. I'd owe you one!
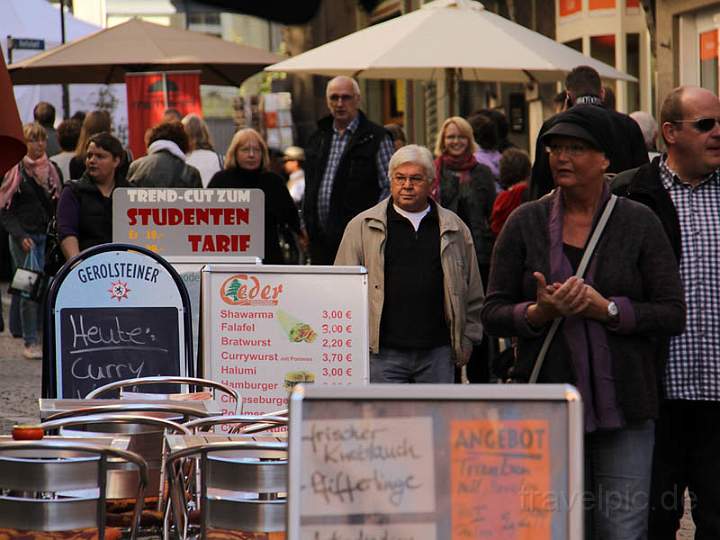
[0,123,62,359]
[433,116,497,383]
[433,116,496,283]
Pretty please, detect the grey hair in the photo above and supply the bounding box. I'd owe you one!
[629,110,658,151]
[326,76,361,97]
[388,144,435,182]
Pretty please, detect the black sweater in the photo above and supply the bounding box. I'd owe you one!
[208,168,300,264]
[481,194,686,422]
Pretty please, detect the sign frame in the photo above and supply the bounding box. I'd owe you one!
[43,243,195,398]
[287,384,583,540]
[201,264,369,415]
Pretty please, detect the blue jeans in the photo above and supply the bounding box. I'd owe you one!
[8,234,46,347]
[585,420,655,540]
[370,345,454,383]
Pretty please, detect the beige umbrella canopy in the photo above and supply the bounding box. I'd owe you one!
[267,0,636,83]
[9,18,283,86]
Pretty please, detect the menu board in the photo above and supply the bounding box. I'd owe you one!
[48,248,189,398]
[288,385,583,540]
[112,188,265,262]
[202,265,369,417]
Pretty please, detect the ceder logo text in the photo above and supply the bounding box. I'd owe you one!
[220,274,283,306]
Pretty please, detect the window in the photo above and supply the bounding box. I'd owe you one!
[559,0,581,17]
[564,38,583,53]
[700,29,719,93]
[626,33,640,112]
[590,35,616,68]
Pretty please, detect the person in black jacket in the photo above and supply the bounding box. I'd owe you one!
[208,128,301,264]
[57,133,126,260]
[0,123,62,359]
[529,65,648,200]
[303,76,394,264]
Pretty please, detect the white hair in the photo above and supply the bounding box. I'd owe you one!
[388,144,435,182]
[630,110,658,151]
[326,76,361,97]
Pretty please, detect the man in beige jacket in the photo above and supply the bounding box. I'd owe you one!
[335,144,484,383]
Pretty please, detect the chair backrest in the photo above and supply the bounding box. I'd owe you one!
[84,376,240,414]
[40,414,190,502]
[0,440,147,540]
[166,441,287,539]
[184,414,288,434]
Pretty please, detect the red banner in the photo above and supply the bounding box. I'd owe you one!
[126,72,202,159]
[701,30,719,62]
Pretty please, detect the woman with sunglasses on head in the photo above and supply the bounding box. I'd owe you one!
[57,133,127,261]
[481,105,686,540]
[208,128,301,264]
[0,123,62,359]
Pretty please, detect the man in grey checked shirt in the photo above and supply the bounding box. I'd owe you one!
[303,76,394,264]
[612,86,720,539]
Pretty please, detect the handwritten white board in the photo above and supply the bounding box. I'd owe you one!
[288,385,583,540]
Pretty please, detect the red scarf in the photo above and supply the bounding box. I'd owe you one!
[432,152,478,200]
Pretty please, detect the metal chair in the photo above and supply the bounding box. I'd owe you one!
[166,441,288,540]
[85,376,241,414]
[0,440,148,540]
[184,414,288,435]
[40,414,191,503]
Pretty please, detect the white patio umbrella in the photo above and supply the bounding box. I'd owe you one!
[266,0,635,84]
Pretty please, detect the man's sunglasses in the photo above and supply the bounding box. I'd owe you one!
[672,117,720,133]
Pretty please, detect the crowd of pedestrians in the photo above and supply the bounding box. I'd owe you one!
[1,63,719,538]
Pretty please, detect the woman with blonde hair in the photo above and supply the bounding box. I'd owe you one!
[182,113,223,187]
[0,123,62,359]
[433,116,497,383]
[208,129,301,263]
[433,116,496,281]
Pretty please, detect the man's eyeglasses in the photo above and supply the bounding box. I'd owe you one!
[328,94,355,102]
[545,143,592,157]
[392,174,426,185]
[673,117,720,133]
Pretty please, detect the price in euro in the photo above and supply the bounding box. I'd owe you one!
[322,352,353,363]
[322,367,353,377]
[322,310,353,320]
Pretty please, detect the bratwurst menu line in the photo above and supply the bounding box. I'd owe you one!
[204,267,368,417]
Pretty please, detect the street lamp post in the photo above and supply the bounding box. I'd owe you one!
[59,0,70,119]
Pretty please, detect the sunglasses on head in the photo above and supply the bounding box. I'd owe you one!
[673,117,720,132]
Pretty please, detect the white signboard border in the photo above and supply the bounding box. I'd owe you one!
[201,264,370,416]
[287,384,583,540]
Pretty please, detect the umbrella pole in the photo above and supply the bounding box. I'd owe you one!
[445,67,458,118]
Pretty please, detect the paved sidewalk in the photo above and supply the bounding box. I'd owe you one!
[0,289,42,433]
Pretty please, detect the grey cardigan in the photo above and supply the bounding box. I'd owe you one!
[481,192,685,422]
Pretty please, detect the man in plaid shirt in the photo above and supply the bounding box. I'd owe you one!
[612,86,720,539]
[303,76,394,264]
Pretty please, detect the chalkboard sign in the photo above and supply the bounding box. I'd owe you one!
[44,245,192,399]
[288,384,583,540]
[59,307,181,399]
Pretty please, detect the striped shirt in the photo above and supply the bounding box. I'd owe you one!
[660,157,720,400]
[316,115,393,227]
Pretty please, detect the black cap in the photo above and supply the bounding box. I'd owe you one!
[540,104,614,156]
[541,122,601,150]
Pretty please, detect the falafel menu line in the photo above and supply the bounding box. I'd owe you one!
[202,266,369,419]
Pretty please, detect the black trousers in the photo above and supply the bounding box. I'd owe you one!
[649,399,720,540]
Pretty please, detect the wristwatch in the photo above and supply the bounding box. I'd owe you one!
[607,301,619,320]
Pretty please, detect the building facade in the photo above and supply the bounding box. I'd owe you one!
[656,1,720,106]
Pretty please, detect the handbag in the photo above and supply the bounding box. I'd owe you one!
[526,194,618,384]
[9,248,47,302]
[44,215,65,276]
